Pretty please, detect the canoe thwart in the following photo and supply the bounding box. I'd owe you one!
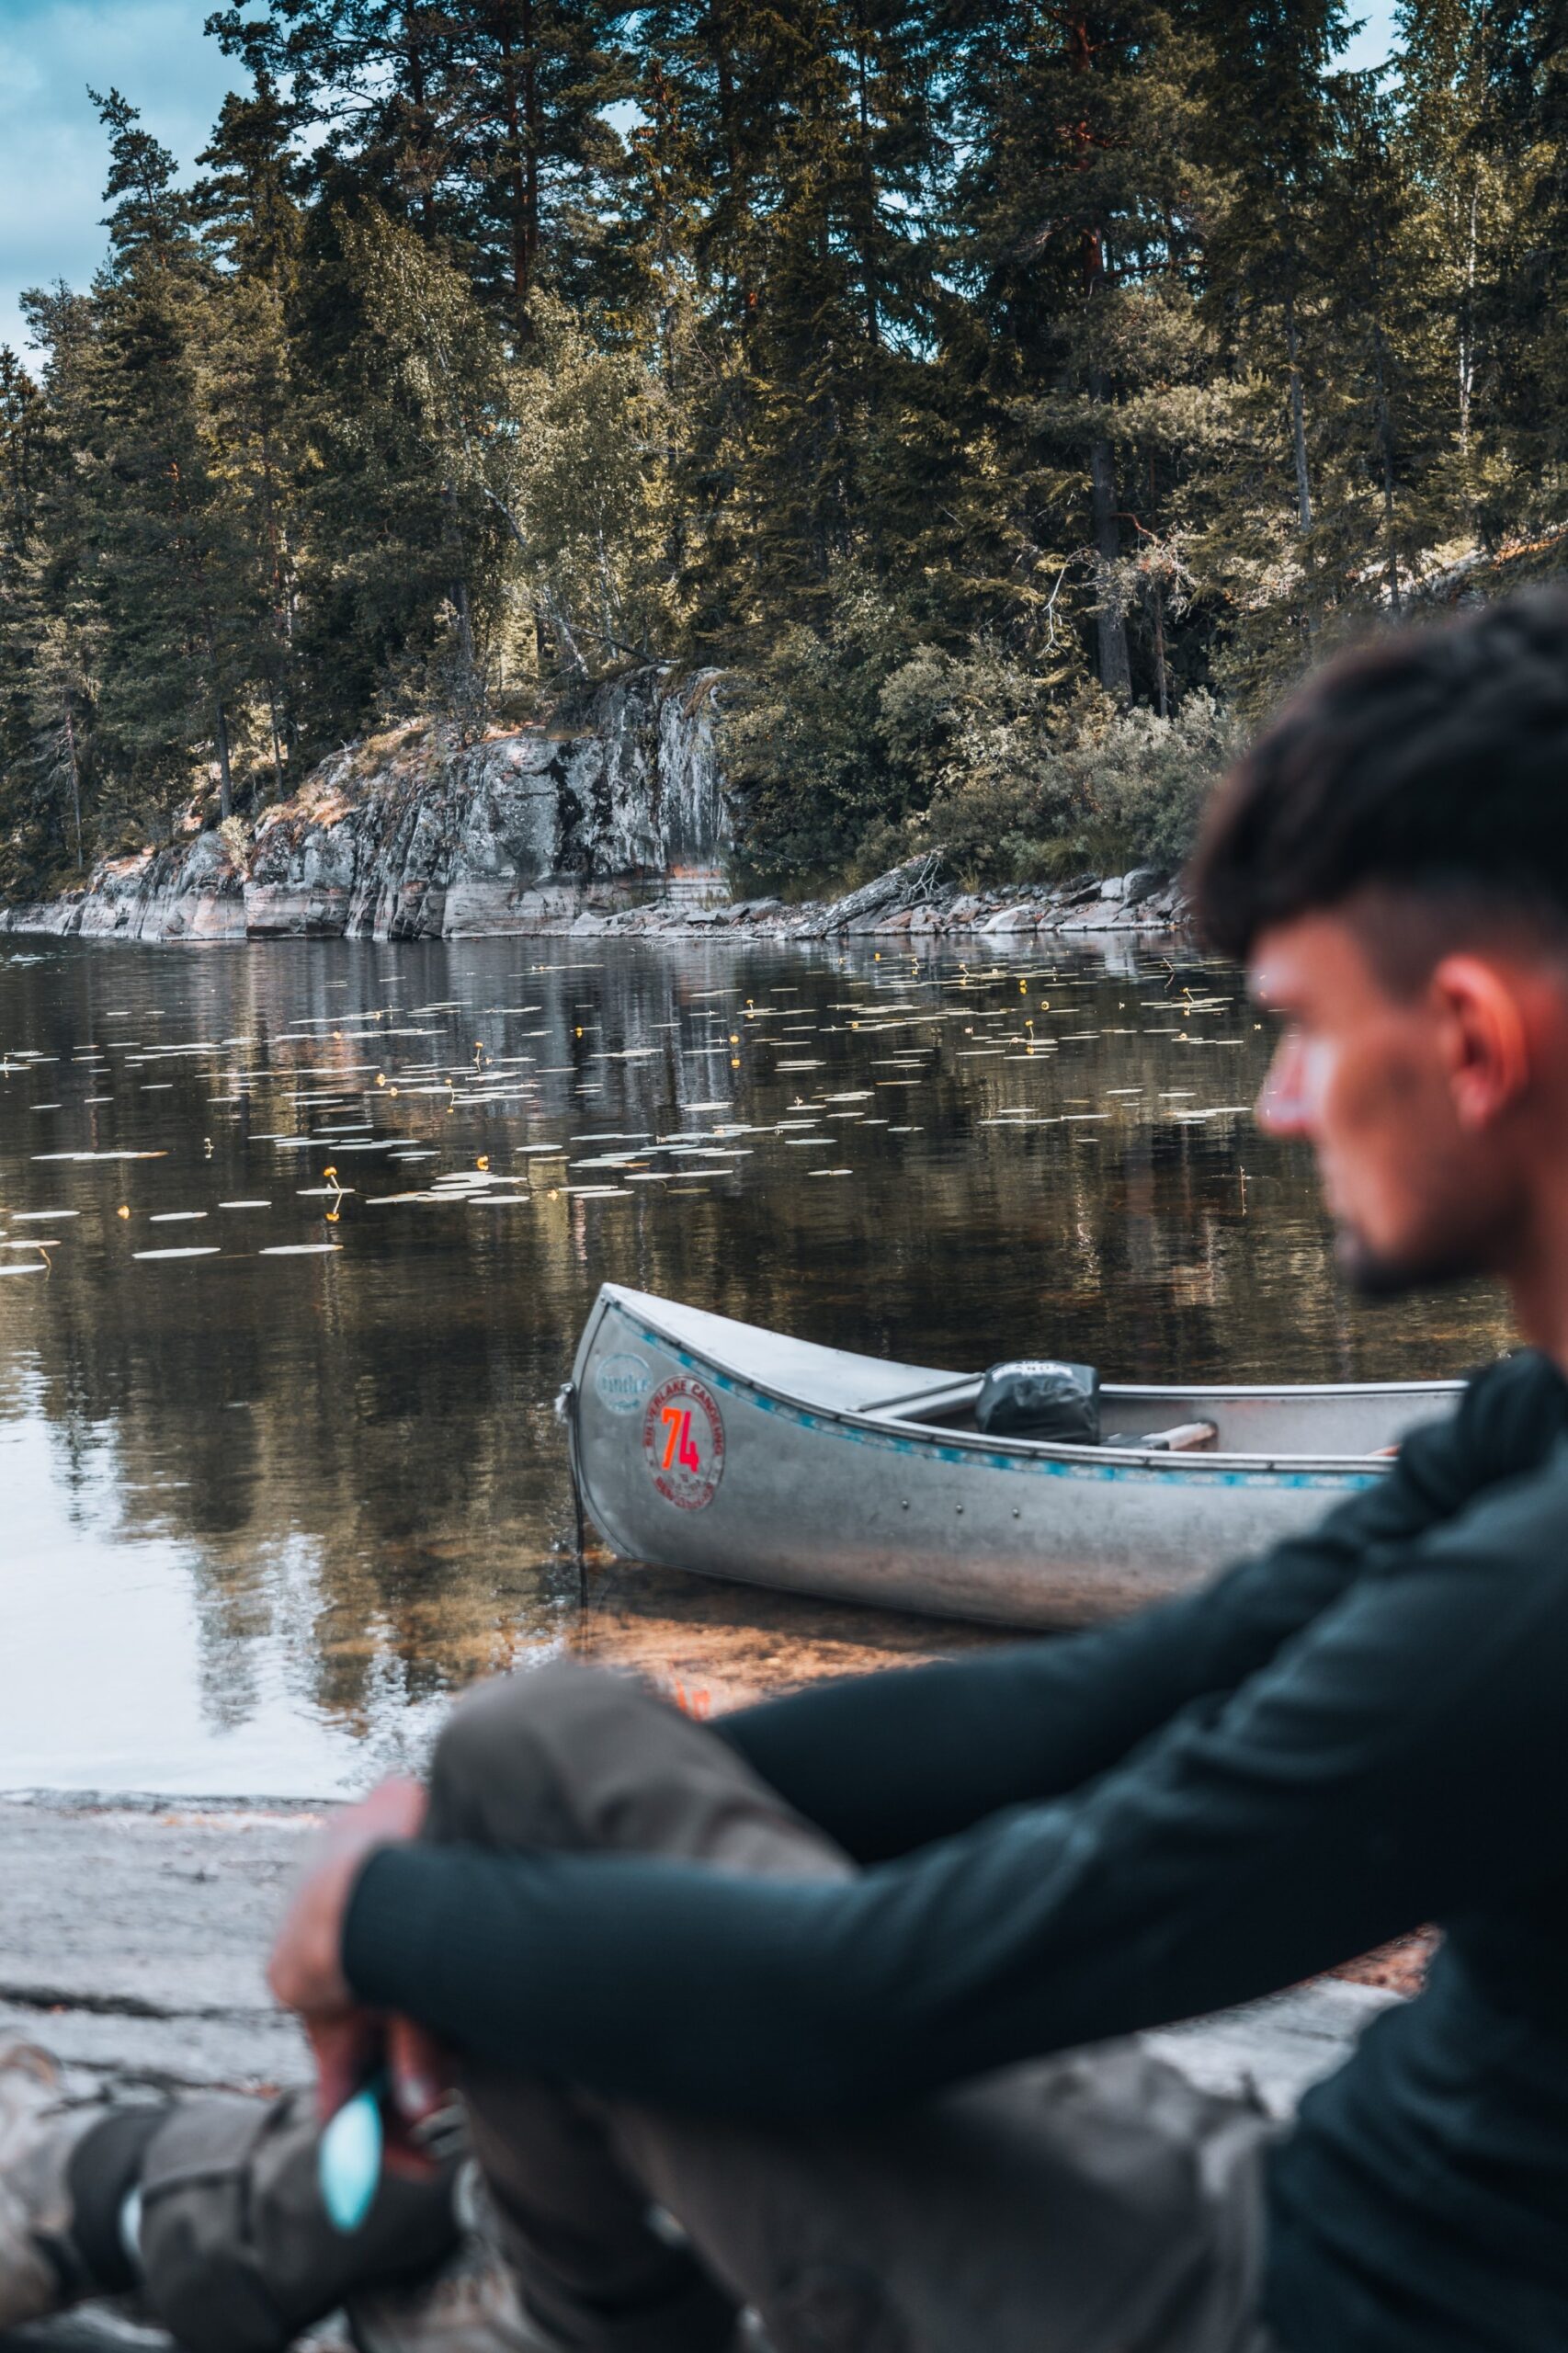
[1165,1421,1218,1451]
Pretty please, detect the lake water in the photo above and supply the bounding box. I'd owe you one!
[0,933,1511,1797]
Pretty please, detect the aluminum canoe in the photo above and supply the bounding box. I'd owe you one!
[566,1283,1462,1628]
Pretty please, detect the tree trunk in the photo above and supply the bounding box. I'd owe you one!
[214,696,233,822]
[1285,292,1312,530]
[706,1,752,324]
[63,705,84,872]
[1088,409,1132,702]
[854,6,880,347]
[547,587,586,673]
[404,5,433,229]
[1152,580,1168,719]
[453,572,475,672]
[266,676,286,801]
[522,0,540,310]
[498,2,534,335]
[203,608,234,820]
[597,524,616,649]
[1066,18,1131,705]
[439,478,478,689]
[1458,179,1478,522]
[1371,326,1401,615]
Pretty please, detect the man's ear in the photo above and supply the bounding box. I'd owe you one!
[1429,955,1531,1131]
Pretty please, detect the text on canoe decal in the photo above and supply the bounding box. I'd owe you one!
[596,1352,652,1415]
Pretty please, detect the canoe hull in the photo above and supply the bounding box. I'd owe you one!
[570,1288,1457,1629]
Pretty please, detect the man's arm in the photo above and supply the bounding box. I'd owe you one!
[342,1447,1568,2118]
[710,1369,1529,1861]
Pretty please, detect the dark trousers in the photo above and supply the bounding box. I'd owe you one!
[133,1664,1273,2353]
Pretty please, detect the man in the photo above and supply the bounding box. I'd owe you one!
[6,585,1568,2353]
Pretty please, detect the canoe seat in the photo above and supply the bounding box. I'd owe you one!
[1101,1421,1219,1453]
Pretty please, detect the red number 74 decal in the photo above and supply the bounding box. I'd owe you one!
[660,1405,703,1472]
[643,1375,726,1510]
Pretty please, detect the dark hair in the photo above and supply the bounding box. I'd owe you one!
[1190,589,1568,963]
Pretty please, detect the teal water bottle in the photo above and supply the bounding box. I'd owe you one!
[318,2071,386,2233]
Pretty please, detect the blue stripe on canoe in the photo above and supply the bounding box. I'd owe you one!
[625,1320,1378,1495]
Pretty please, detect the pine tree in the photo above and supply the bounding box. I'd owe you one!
[1196,0,1346,539]
[0,350,50,877]
[208,3,461,233]
[623,0,945,642]
[210,2,634,333]
[441,0,632,335]
[1395,0,1505,526]
[197,66,310,288]
[946,4,1224,704]
[76,91,254,829]
[308,203,523,726]
[0,353,41,776]
[3,291,107,879]
[1306,72,1452,619]
[1467,0,1568,528]
[197,73,312,798]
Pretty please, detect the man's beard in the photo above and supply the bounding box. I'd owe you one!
[1334,1221,1488,1301]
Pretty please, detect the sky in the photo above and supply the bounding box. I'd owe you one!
[0,0,1403,362]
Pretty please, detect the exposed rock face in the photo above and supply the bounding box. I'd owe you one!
[0,667,731,945]
[1,665,1194,948]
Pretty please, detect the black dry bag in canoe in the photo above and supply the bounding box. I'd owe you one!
[975,1358,1100,1444]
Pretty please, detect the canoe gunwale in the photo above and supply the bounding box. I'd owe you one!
[576,1285,1459,1482]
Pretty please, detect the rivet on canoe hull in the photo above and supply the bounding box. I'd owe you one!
[901,1498,909,1509]
[1012,1508,1020,1518]
[955,1504,963,1514]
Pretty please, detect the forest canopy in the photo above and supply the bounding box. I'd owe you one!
[1,0,1563,898]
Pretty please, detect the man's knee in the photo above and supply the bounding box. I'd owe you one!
[426,1662,847,1880]
[426,1661,619,1850]
[426,1661,739,1856]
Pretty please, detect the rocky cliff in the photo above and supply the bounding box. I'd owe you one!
[0,666,730,944]
[0,665,1194,948]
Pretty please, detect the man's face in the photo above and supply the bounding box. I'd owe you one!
[1248,906,1529,1295]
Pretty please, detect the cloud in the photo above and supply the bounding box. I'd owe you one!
[0,0,243,357]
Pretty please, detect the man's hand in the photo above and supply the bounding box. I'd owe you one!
[268,1777,428,2120]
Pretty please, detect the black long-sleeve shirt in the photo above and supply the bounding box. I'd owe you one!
[345,1349,1568,2353]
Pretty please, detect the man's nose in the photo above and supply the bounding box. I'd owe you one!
[1256,1039,1312,1137]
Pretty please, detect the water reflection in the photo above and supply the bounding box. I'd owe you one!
[0,935,1511,1793]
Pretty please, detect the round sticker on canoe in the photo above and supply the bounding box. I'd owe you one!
[596,1352,652,1415]
[642,1374,725,1511]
